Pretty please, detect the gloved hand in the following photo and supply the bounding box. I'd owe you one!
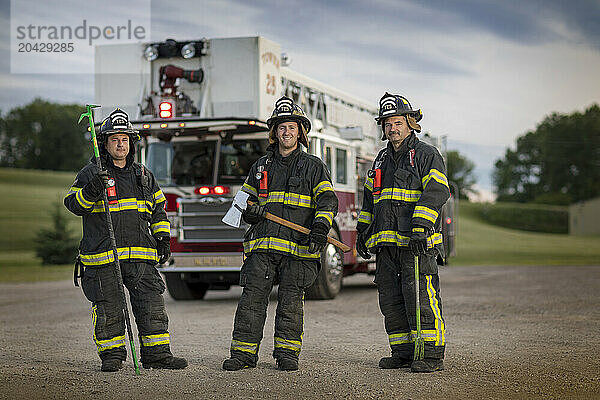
[242,203,267,225]
[84,169,110,200]
[409,226,428,255]
[356,233,371,260]
[308,222,329,254]
[156,237,171,264]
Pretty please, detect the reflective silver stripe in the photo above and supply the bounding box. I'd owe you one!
[274,336,302,354]
[140,333,170,347]
[231,339,259,354]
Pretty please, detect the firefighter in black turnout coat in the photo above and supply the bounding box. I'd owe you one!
[223,96,338,371]
[356,93,450,373]
[64,109,187,372]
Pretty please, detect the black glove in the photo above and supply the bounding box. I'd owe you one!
[156,237,171,264]
[356,232,371,260]
[308,222,329,254]
[83,169,110,200]
[242,203,267,225]
[409,226,428,255]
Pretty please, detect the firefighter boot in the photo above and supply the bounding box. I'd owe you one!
[411,358,444,373]
[276,357,299,371]
[101,359,123,372]
[222,357,256,371]
[378,356,412,369]
[142,355,188,370]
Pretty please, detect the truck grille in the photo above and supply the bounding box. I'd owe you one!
[178,197,246,242]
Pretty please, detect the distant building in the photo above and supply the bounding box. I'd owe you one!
[569,197,600,235]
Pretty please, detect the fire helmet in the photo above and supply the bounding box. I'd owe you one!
[266,96,311,148]
[375,92,422,140]
[98,108,141,143]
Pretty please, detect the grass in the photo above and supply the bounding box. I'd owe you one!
[0,168,598,282]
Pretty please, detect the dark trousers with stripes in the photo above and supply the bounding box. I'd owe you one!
[375,246,446,360]
[230,252,318,364]
[81,262,172,362]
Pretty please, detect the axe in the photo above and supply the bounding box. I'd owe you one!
[222,191,351,253]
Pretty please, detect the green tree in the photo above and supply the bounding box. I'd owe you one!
[0,98,88,171]
[493,104,600,204]
[446,150,477,200]
[35,200,79,265]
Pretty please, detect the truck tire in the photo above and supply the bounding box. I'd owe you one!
[164,272,209,300]
[305,230,344,300]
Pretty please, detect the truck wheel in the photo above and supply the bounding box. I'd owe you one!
[164,272,209,300]
[305,230,344,300]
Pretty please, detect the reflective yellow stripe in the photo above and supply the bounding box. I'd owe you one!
[365,177,373,191]
[231,339,259,354]
[153,189,166,204]
[315,211,334,225]
[366,232,442,248]
[80,247,159,267]
[64,186,82,200]
[140,333,170,347]
[91,198,153,214]
[76,189,94,209]
[313,181,334,197]
[426,276,445,346]
[242,182,258,197]
[413,206,439,224]
[388,330,440,345]
[373,187,422,204]
[92,305,126,353]
[358,211,372,224]
[274,336,302,354]
[422,168,449,189]
[243,237,320,259]
[257,191,314,209]
[151,221,170,235]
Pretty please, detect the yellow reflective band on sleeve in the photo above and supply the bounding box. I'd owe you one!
[153,190,166,204]
[151,221,171,235]
[140,333,170,347]
[426,275,446,346]
[274,336,302,354]
[365,177,374,191]
[243,237,320,259]
[413,206,439,224]
[373,188,422,204]
[315,211,334,225]
[422,168,449,189]
[358,211,373,225]
[80,247,159,267]
[366,232,442,249]
[231,339,259,354]
[313,181,334,197]
[64,186,82,200]
[76,189,94,209]
[242,182,258,197]
[412,227,425,233]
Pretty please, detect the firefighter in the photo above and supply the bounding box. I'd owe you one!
[64,108,187,372]
[356,93,450,373]
[222,96,338,371]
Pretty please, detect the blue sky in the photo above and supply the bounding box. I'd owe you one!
[1,0,599,199]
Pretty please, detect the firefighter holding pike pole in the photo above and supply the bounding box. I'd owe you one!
[65,107,187,372]
[356,93,450,373]
[221,96,339,371]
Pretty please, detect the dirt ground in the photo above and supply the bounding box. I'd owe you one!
[1,265,599,400]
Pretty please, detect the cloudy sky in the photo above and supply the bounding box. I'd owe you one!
[1,0,599,198]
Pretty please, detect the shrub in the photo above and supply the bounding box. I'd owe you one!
[35,200,79,265]
[473,202,568,234]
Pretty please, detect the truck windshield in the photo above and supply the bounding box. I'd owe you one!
[146,139,268,186]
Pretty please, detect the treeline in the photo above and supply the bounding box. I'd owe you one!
[0,98,89,171]
[494,104,600,205]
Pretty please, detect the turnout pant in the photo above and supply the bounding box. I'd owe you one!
[229,252,318,365]
[375,246,445,359]
[81,262,173,362]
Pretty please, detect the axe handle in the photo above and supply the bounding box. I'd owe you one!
[248,201,351,253]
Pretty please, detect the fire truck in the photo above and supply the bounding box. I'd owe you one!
[94,36,455,300]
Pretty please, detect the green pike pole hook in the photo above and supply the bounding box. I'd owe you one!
[79,105,141,376]
[413,254,425,361]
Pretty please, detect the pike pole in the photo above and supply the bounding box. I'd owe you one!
[413,255,425,361]
[79,105,141,375]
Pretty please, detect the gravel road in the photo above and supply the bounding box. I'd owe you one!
[1,265,599,400]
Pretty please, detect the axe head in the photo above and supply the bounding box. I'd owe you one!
[221,190,250,228]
